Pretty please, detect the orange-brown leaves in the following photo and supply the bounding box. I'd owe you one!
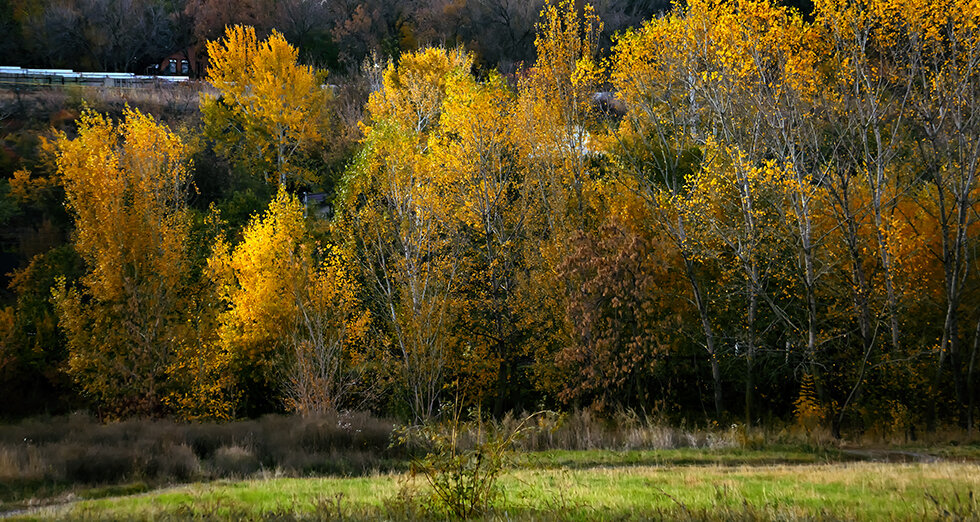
[558,221,686,410]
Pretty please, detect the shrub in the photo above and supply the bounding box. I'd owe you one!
[212,445,261,477]
[401,409,545,518]
[146,443,199,481]
[298,417,351,452]
[19,414,81,445]
[254,412,395,474]
[184,422,236,460]
[0,411,401,502]
[61,444,136,484]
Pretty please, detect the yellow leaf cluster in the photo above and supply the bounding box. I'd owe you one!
[203,25,327,185]
[52,107,194,416]
[210,188,371,412]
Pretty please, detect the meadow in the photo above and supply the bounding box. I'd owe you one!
[11,455,980,520]
[2,412,979,520]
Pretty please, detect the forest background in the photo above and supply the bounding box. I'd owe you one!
[0,0,978,442]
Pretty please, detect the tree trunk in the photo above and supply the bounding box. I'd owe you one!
[683,254,723,420]
[968,317,979,435]
[745,286,757,427]
[493,347,507,418]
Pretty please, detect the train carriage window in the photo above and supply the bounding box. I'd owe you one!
[168,59,177,74]
[181,60,190,74]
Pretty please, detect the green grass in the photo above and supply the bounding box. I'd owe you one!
[501,462,980,519]
[9,448,980,520]
[516,446,850,469]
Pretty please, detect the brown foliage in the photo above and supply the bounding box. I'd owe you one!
[557,223,685,411]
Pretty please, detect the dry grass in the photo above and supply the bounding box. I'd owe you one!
[3,409,976,514]
[507,410,741,451]
[0,412,398,504]
[0,445,45,482]
[0,82,206,130]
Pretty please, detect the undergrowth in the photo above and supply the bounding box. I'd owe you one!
[0,412,396,504]
[395,408,547,518]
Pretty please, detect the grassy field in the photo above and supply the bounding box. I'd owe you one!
[8,448,980,520]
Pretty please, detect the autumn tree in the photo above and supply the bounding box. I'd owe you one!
[609,0,864,425]
[336,47,472,420]
[804,0,948,433]
[434,69,542,412]
[608,0,839,423]
[517,0,603,231]
[717,2,832,415]
[286,245,373,416]
[679,146,802,425]
[505,0,614,414]
[0,134,81,416]
[669,1,830,425]
[209,189,372,415]
[52,107,193,416]
[887,0,980,427]
[817,0,916,361]
[0,246,83,416]
[608,5,725,417]
[208,190,305,414]
[202,25,329,187]
[604,0,980,432]
[557,207,688,412]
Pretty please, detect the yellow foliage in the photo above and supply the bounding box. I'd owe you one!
[203,25,328,186]
[363,46,472,136]
[52,107,195,416]
[210,188,308,371]
[210,188,371,413]
[794,373,825,434]
[517,0,604,186]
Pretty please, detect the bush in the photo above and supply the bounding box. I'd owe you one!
[61,444,136,484]
[400,409,545,518]
[0,411,399,500]
[147,443,199,481]
[298,417,351,452]
[184,422,236,460]
[212,445,261,477]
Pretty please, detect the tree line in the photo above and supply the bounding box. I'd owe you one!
[0,0,666,74]
[1,0,978,437]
